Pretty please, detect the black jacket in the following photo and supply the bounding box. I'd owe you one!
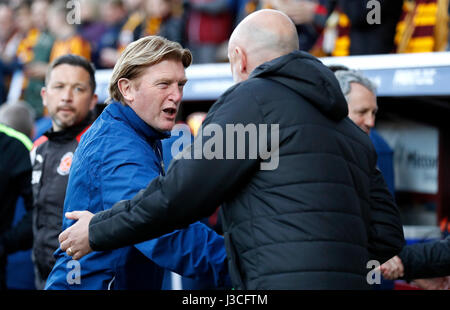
[31,115,93,280]
[89,51,405,289]
[399,236,450,281]
[0,130,33,289]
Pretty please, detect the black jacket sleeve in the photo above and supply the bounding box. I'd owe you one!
[399,237,450,280]
[0,145,33,255]
[367,167,405,263]
[90,84,263,251]
[0,211,33,254]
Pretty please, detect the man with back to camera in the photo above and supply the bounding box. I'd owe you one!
[60,9,405,289]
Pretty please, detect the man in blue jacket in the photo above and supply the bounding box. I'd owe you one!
[45,36,229,289]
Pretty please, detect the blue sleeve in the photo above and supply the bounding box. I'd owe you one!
[100,137,161,209]
[47,134,159,290]
[101,135,229,287]
[135,222,229,287]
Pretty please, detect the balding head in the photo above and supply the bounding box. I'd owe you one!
[228,9,299,83]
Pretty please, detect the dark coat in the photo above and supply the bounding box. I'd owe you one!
[31,115,93,280]
[399,236,450,280]
[89,51,405,289]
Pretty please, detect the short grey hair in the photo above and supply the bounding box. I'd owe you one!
[0,101,35,138]
[334,69,377,99]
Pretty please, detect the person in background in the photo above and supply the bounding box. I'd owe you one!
[15,0,55,119]
[0,121,33,290]
[3,54,98,290]
[325,0,404,56]
[47,0,92,62]
[333,68,395,196]
[394,0,449,53]
[185,0,233,63]
[0,101,35,139]
[0,101,35,289]
[0,3,23,104]
[333,67,399,290]
[97,0,130,69]
[268,0,330,52]
[77,0,107,69]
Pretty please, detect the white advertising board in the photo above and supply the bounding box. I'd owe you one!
[377,119,439,194]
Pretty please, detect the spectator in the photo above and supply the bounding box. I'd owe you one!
[98,0,186,68]
[0,123,33,290]
[0,3,21,104]
[16,0,55,119]
[77,0,107,68]
[47,1,92,62]
[46,36,229,290]
[143,0,185,44]
[394,0,449,53]
[116,0,146,52]
[96,0,129,68]
[59,10,405,289]
[185,0,233,63]
[268,0,330,52]
[326,0,404,56]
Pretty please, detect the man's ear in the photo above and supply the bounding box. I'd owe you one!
[235,46,247,74]
[89,94,98,110]
[41,87,47,107]
[117,78,134,104]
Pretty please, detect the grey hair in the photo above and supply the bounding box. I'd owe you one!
[334,69,377,99]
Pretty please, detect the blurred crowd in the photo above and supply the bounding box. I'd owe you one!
[0,0,449,121]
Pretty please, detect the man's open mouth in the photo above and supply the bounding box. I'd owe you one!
[163,108,177,116]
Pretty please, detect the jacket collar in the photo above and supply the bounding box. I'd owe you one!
[109,101,170,142]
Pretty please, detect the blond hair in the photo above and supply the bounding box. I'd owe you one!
[108,36,192,103]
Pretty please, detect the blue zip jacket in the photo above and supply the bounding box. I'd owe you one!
[45,102,228,289]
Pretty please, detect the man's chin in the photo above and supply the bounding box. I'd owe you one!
[53,117,77,130]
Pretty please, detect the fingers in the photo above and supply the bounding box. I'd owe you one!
[59,227,72,250]
[65,211,86,220]
[60,237,71,252]
[380,255,404,280]
[392,256,404,278]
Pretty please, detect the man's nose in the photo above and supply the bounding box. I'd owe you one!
[61,87,73,101]
[365,114,375,130]
[169,85,183,103]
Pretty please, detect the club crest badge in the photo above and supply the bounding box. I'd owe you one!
[57,152,74,176]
